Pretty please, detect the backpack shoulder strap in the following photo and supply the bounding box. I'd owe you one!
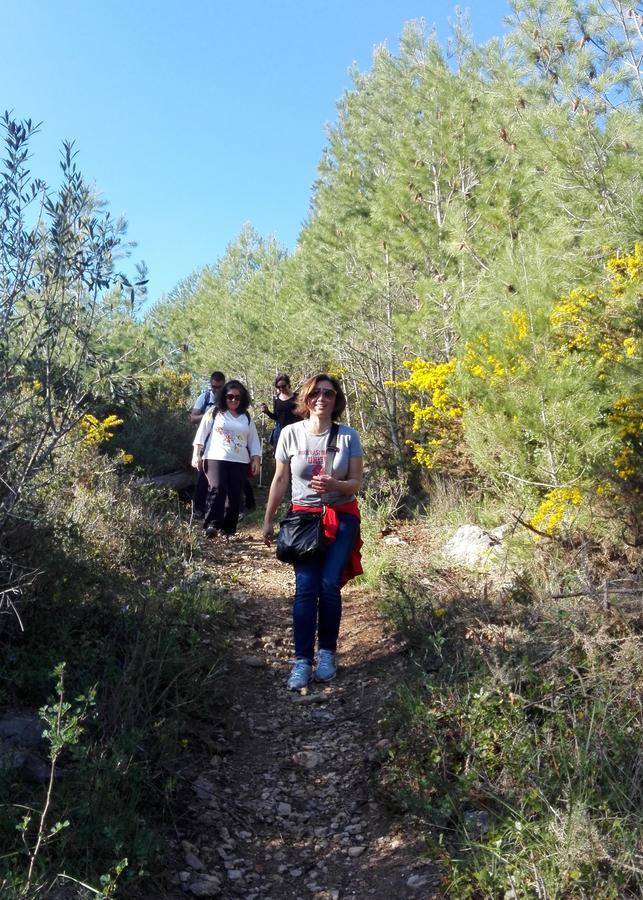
[197,389,211,415]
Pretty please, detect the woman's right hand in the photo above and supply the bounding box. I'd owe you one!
[262,517,274,546]
[260,403,269,414]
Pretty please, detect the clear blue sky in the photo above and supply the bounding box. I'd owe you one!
[3,0,511,305]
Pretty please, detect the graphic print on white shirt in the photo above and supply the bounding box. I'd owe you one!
[194,410,261,463]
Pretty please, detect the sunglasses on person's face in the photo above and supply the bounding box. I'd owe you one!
[276,383,287,389]
[226,393,241,401]
[309,388,336,400]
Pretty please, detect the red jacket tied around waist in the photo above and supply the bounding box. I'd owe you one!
[290,499,363,587]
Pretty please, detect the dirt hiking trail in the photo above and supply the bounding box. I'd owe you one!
[150,517,442,900]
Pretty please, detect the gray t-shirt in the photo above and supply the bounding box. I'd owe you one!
[276,421,363,507]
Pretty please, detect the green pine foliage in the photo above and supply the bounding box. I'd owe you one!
[2,1,640,894]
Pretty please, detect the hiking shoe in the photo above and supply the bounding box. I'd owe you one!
[204,525,220,538]
[315,650,337,682]
[287,658,312,691]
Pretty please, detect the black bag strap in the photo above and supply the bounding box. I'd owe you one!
[321,423,340,505]
[324,422,340,471]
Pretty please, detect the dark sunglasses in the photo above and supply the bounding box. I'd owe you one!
[309,388,336,400]
[276,382,288,389]
[226,393,241,401]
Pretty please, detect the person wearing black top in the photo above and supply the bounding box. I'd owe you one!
[261,374,301,448]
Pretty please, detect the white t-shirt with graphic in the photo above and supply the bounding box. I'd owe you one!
[276,420,363,506]
[194,410,261,463]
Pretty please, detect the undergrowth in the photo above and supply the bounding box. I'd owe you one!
[0,445,232,896]
[377,540,642,898]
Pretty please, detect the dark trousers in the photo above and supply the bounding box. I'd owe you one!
[243,478,256,511]
[204,460,248,535]
[193,464,209,516]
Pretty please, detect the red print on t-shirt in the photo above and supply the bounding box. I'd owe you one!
[306,449,326,475]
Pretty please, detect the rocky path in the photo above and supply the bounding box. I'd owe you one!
[155,520,441,900]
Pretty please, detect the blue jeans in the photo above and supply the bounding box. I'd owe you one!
[292,513,360,662]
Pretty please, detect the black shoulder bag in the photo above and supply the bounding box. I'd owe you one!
[275,423,339,564]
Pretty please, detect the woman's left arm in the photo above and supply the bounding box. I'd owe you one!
[247,419,262,476]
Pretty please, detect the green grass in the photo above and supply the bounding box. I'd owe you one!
[376,555,642,898]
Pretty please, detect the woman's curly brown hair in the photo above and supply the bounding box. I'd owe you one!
[294,373,346,421]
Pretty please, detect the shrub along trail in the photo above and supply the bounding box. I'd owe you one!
[152,517,440,899]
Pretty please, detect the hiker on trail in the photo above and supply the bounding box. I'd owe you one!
[260,373,302,449]
[190,371,226,518]
[190,371,226,425]
[262,373,363,690]
[193,380,261,540]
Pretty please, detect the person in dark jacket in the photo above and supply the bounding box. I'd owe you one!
[260,374,301,449]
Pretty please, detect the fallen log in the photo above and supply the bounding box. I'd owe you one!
[132,470,196,493]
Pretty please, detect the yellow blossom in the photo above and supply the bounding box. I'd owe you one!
[80,414,124,446]
[613,445,636,480]
[623,336,638,358]
[530,487,582,536]
[503,309,528,344]
[605,242,643,293]
[394,359,465,471]
[550,288,595,351]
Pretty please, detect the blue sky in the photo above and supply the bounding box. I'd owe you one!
[3,0,511,305]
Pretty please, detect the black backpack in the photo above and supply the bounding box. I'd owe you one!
[196,388,216,416]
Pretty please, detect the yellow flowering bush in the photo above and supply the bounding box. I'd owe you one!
[550,288,595,351]
[623,336,638,357]
[605,241,643,294]
[463,309,530,383]
[142,369,193,408]
[550,245,641,364]
[80,414,124,446]
[530,487,583,535]
[392,358,470,472]
[108,367,195,474]
[609,396,642,441]
[506,309,528,344]
[397,247,639,534]
[607,396,642,482]
[463,341,507,382]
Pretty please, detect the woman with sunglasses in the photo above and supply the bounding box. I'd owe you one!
[260,373,301,448]
[193,380,261,539]
[262,373,363,690]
